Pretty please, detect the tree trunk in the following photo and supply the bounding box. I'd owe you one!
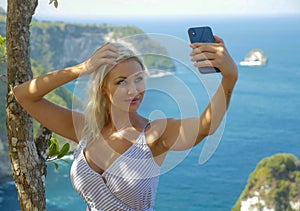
[5,0,49,210]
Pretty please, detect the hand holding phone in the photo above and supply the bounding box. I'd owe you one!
[188,26,221,74]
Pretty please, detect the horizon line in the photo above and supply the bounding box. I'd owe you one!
[33,13,300,21]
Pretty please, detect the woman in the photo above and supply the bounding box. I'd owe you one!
[13,35,238,211]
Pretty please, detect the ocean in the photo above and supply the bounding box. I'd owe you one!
[1,15,300,211]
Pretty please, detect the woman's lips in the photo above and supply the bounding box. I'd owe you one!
[130,98,139,104]
[127,97,139,104]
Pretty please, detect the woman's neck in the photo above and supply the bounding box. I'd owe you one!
[109,110,140,131]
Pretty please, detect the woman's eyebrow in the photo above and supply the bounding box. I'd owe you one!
[135,71,144,76]
[114,76,127,80]
[114,71,144,80]
[131,71,144,78]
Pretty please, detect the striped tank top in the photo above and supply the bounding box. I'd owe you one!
[70,123,160,211]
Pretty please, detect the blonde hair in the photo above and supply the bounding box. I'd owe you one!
[81,43,144,143]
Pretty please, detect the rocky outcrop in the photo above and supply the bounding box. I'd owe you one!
[232,153,300,211]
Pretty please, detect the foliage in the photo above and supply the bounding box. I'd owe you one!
[127,37,176,72]
[143,54,175,71]
[49,0,58,8]
[47,137,73,170]
[27,21,175,73]
[0,35,6,64]
[232,153,300,211]
[0,35,6,135]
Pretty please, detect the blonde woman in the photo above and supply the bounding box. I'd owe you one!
[13,36,238,211]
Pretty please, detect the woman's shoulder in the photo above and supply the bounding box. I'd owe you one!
[146,118,176,140]
[148,118,177,129]
[73,138,87,158]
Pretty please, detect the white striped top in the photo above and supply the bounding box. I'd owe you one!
[70,124,160,211]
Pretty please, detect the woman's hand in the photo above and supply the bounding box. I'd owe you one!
[189,36,238,84]
[78,42,119,76]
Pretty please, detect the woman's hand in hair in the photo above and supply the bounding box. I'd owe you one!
[79,43,119,76]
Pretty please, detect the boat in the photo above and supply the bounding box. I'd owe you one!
[239,49,268,66]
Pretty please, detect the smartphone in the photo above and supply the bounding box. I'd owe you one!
[188,26,221,74]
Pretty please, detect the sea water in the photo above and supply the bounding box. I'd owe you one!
[1,16,300,211]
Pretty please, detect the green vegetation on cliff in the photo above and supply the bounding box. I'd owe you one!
[232,153,300,211]
[28,19,175,72]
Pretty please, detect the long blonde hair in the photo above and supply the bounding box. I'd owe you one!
[81,43,145,143]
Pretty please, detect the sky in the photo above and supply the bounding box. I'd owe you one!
[0,0,300,19]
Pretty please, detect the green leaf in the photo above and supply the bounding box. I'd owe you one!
[46,132,73,171]
[0,35,6,46]
[48,137,59,156]
[49,0,58,8]
[57,143,70,159]
[53,162,59,170]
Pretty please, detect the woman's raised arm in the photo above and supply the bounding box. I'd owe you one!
[156,36,238,151]
[13,43,119,143]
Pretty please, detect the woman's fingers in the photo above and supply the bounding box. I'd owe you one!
[190,43,224,69]
[213,35,224,44]
[100,58,118,66]
[82,43,120,74]
[95,43,119,60]
[189,38,238,78]
[190,43,221,56]
[190,36,238,79]
[101,50,119,60]
[193,59,216,68]
[191,52,217,62]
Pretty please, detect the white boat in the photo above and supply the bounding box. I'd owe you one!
[146,68,174,78]
[239,49,268,66]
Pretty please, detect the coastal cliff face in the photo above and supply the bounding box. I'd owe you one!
[29,21,175,73]
[232,153,300,211]
[29,23,138,70]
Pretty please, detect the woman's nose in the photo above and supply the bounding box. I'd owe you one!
[127,84,138,97]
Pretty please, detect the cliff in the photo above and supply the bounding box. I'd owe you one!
[26,20,175,74]
[232,153,300,211]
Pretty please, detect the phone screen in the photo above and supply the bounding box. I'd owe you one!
[188,26,221,74]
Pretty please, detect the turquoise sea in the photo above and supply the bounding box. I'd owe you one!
[1,16,300,211]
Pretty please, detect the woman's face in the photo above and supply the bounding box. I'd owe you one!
[103,58,146,113]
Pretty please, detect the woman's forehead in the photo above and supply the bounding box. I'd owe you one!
[108,59,144,79]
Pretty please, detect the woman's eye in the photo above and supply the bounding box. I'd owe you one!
[135,76,143,83]
[117,80,127,86]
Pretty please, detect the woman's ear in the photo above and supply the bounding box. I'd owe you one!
[101,86,107,96]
